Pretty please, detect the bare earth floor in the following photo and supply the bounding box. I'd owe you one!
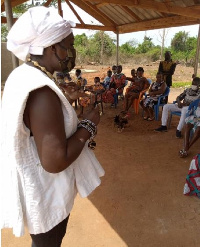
[2,87,200,247]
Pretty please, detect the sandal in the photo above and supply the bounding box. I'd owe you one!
[179,149,188,158]
[143,116,149,120]
[147,116,155,121]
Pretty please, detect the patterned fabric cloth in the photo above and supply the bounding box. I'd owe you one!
[183,154,200,198]
[178,88,200,105]
[185,106,200,131]
[143,81,164,108]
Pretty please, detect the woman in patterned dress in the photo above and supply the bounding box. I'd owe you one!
[140,72,166,121]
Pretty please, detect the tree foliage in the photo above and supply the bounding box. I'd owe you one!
[171,31,198,63]
[135,36,154,53]
[171,31,188,52]
[119,40,136,55]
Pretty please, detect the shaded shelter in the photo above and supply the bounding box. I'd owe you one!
[1,0,200,71]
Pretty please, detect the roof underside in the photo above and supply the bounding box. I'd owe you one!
[1,0,200,34]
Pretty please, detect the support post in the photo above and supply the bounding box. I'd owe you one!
[116,32,119,66]
[194,24,200,77]
[4,0,19,69]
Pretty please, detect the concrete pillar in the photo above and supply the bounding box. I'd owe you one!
[194,24,200,77]
[4,0,19,69]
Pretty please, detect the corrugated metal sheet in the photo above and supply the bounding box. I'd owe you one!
[1,0,200,33]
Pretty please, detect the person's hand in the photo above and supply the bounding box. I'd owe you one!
[82,105,100,126]
[63,82,86,100]
[177,102,183,108]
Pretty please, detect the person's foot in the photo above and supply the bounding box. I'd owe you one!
[179,149,188,158]
[154,125,167,132]
[111,103,115,107]
[147,116,155,121]
[176,130,182,138]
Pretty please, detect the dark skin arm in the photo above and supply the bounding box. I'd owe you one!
[23,86,100,173]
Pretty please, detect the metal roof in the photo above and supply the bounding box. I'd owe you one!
[1,0,200,33]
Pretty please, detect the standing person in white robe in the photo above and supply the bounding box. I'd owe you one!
[1,6,104,247]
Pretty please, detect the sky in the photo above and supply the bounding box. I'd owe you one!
[62,2,200,48]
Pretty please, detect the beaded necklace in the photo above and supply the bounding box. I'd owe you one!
[27,58,55,81]
[27,58,66,93]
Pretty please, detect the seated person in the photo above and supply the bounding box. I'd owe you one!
[112,65,117,75]
[94,76,101,85]
[102,65,126,106]
[75,69,87,90]
[126,68,136,91]
[64,72,72,82]
[154,77,200,138]
[102,70,112,90]
[140,72,166,121]
[79,77,104,115]
[124,67,149,113]
[179,99,200,158]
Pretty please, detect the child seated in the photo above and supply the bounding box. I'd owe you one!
[102,70,112,90]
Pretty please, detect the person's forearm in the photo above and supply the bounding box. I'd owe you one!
[45,128,92,173]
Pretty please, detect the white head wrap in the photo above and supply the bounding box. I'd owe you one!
[7,6,76,61]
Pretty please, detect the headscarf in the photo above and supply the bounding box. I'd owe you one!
[7,6,76,61]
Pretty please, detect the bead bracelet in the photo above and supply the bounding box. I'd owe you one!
[77,119,97,150]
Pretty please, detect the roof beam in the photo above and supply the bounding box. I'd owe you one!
[70,0,115,27]
[89,0,200,19]
[117,15,200,33]
[75,23,116,31]
[1,0,28,12]
[43,0,53,7]
[65,0,84,24]
[85,1,116,26]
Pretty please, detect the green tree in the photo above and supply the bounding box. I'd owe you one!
[1,24,8,42]
[86,31,116,63]
[171,31,189,52]
[136,36,154,53]
[120,40,136,54]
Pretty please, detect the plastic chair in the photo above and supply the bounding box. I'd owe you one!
[168,99,200,129]
[154,87,170,121]
[167,101,181,129]
[133,88,149,114]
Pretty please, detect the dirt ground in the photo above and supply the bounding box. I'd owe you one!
[1,65,200,247]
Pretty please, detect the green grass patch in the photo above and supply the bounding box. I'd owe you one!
[172,81,191,88]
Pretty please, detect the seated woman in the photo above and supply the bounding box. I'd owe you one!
[179,99,200,158]
[102,65,126,106]
[140,72,167,121]
[124,67,149,113]
[102,70,112,90]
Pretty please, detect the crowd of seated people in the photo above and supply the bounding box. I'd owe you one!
[102,65,127,107]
